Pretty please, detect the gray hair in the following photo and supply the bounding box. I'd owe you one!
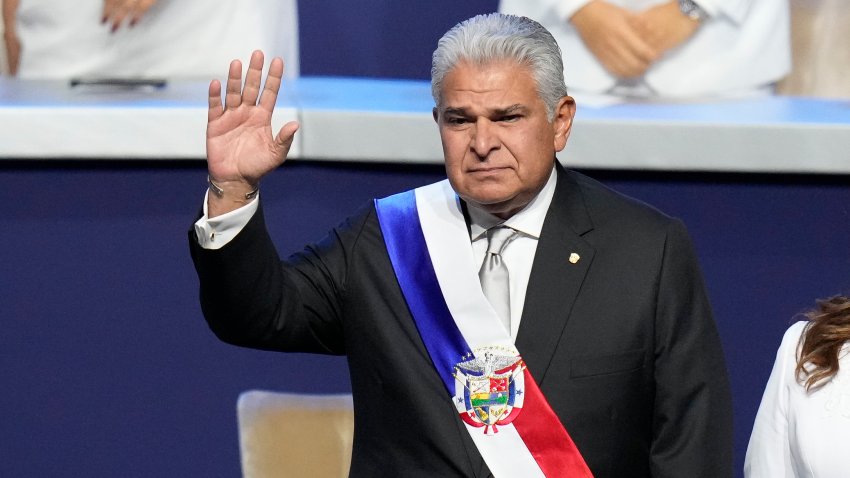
[431,13,568,120]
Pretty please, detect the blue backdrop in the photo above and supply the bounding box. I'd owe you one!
[2,1,849,476]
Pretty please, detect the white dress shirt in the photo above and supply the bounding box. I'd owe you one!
[745,320,850,477]
[195,166,558,342]
[499,0,790,99]
[466,167,557,341]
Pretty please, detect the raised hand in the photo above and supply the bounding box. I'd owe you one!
[570,0,660,79]
[102,0,158,32]
[206,50,299,217]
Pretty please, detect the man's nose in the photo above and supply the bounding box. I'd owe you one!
[470,118,500,158]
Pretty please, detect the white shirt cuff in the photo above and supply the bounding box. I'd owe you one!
[193,189,259,250]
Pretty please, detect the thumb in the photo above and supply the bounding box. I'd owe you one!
[274,121,300,159]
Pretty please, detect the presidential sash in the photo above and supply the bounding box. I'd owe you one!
[375,180,592,478]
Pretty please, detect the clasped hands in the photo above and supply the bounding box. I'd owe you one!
[571,0,701,79]
[205,50,299,218]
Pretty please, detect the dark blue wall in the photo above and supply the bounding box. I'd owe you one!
[298,1,498,79]
[3,1,850,476]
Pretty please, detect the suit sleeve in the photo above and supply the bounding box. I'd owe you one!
[650,219,733,477]
[188,201,373,355]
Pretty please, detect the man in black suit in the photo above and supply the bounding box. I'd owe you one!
[190,13,732,478]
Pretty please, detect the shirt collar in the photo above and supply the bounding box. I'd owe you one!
[467,165,557,241]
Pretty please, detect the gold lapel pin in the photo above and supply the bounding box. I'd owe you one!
[569,252,580,264]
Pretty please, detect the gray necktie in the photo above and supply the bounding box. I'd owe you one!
[478,226,517,332]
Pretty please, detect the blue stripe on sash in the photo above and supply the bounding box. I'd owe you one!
[375,191,470,391]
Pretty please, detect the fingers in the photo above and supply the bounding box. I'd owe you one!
[631,3,700,54]
[130,0,157,26]
[605,52,649,79]
[610,29,658,78]
[592,18,658,78]
[242,50,265,106]
[259,57,285,112]
[622,17,660,64]
[218,51,283,113]
[103,0,131,33]
[102,0,112,20]
[208,79,223,122]
[224,59,243,110]
[627,33,659,65]
[274,121,300,159]
[103,0,156,32]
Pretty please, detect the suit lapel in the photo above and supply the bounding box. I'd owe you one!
[516,165,595,386]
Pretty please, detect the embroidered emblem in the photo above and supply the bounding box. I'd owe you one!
[453,346,526,435]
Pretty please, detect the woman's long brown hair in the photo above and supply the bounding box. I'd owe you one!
[796,295,850,390]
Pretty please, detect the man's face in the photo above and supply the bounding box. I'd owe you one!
[434,60,575,219]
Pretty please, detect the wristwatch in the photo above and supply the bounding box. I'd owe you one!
[678,0,709,22]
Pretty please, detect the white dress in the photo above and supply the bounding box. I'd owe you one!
[745,321,850,477]
[15,0,298,79]
[498,0,790,99]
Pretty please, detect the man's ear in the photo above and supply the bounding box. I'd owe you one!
[553,96,576,152]
[432,107,439,123]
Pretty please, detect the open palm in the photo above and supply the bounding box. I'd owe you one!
[206,50,299,190]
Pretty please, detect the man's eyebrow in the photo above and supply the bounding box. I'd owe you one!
[494,104,526,115]
[441,104,527,116]
[442,107,468,116]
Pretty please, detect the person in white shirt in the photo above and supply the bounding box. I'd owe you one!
[4,0,298,79]
[499,0,791,100]
[745,295,850,477]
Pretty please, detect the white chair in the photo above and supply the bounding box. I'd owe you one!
[237,390,354,478]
